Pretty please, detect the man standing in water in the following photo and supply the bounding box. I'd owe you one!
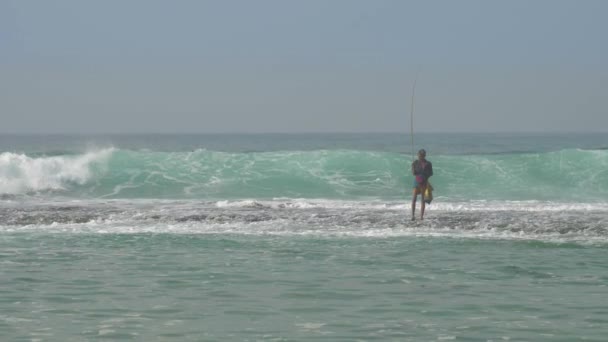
[411,149,433,221]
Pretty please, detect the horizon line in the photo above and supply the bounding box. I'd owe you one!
[0,131,606,136]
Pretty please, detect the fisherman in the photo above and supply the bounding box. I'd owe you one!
[411,149,433,221]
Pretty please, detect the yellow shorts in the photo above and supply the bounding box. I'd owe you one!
[413,183,427,195]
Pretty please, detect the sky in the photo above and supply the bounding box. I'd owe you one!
[1,0,607,133]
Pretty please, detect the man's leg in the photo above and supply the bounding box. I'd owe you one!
[420,185,426,220]
[411,188,418,220]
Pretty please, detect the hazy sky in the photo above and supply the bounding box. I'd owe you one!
[1,0,607,133]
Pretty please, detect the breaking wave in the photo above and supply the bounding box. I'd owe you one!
[0,148,607,201]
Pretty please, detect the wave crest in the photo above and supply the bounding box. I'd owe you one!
[0,149,114,194]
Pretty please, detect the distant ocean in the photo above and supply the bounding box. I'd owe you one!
[1,133,607,341]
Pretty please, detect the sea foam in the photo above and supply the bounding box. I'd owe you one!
[0,149,113,194]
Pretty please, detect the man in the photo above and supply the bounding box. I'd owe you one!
[411,149,433,221]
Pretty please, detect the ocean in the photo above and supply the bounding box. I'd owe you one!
[1,133,607,341]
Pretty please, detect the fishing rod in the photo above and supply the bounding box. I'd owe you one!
[410,69,419,161]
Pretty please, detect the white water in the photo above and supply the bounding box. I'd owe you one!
[0,149,114,194]
[1,198,606,245]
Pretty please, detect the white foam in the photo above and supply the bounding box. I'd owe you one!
[5,197,607,213]
[215,200,266,208]
[215,198,608,212]
[3,220,607,245]
[0,149,114,194]
[1,197,607,245]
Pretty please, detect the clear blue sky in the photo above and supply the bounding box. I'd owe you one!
[2,0,607,133]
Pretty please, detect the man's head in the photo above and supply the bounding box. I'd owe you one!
[418,149,427,160]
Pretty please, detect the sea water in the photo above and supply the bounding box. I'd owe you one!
[1,133,607,341]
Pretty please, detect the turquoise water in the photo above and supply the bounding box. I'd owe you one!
[1,133,607,341]
[2,235,607,341]
[1,133,607,201]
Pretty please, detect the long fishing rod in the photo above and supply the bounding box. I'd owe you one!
[410,70,419,161]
